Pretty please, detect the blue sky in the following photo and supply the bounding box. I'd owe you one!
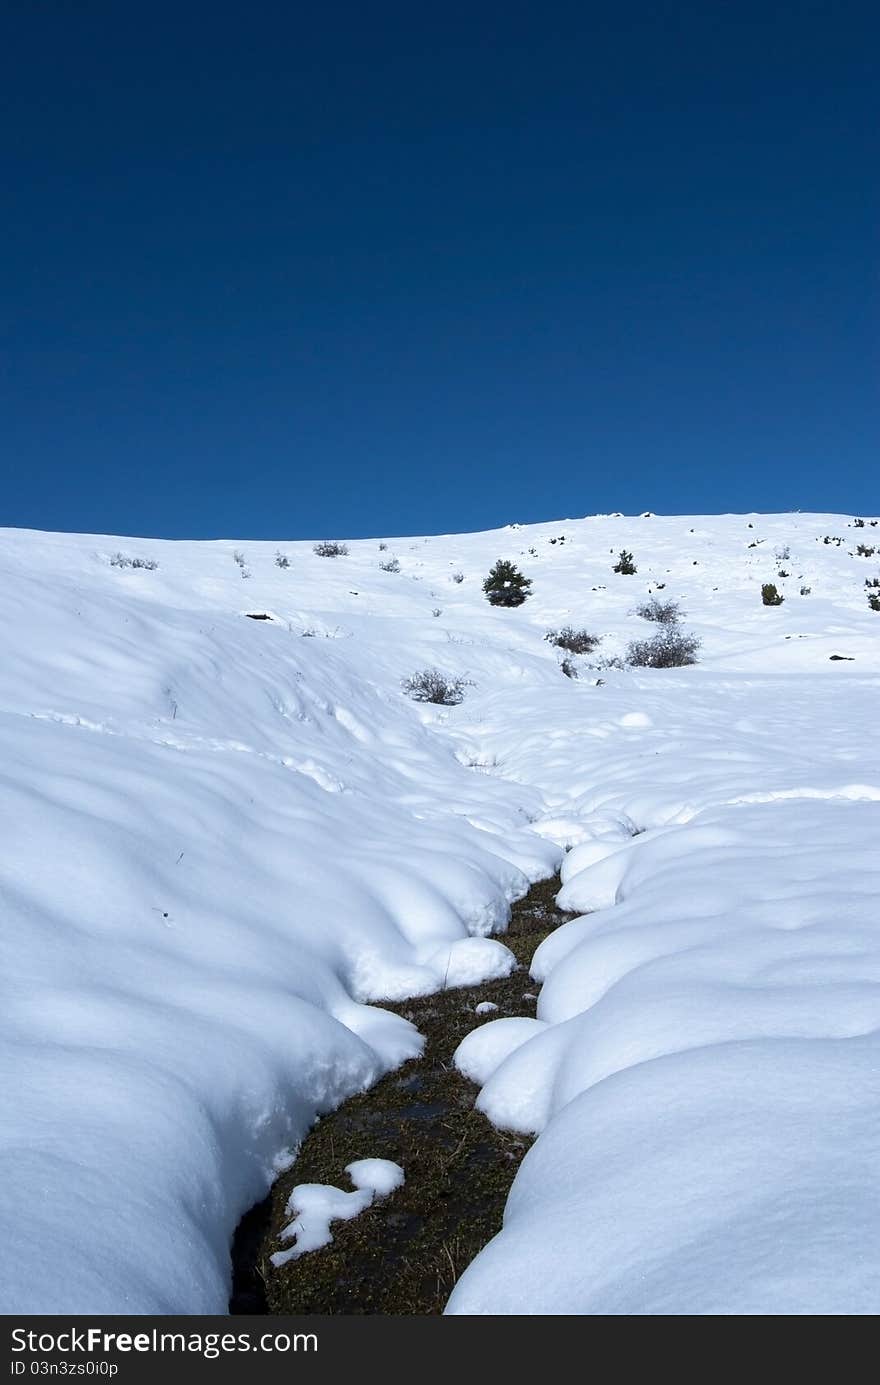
[2,2,877,538]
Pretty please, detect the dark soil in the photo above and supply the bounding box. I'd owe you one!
[229,875,572,1315]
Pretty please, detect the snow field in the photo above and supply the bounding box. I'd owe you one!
[1,511,878,1313]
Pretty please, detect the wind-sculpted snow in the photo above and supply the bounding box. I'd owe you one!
[1,512,879,1313]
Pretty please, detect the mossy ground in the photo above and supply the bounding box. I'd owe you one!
[230,875,570,1315]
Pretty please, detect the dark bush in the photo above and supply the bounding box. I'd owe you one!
[314,541,349,557]
[401,669,471,704]
[545,626,601,654]
[483,559,532,607]
[613,550,637,574]
[762,583,784,606]
[626,627,701,668]
[275,552,290,568]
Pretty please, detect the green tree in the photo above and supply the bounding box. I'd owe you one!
[483,559,532,607]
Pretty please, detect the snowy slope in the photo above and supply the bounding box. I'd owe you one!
[1,511,879,1314]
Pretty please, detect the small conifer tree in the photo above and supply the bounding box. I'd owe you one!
[762,583,784,606]
[483,559,532,607]
[613,549,637,574]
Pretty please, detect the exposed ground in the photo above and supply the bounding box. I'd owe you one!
[230,875,571,1315]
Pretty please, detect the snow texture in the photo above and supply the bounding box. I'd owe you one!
[2,512,879,1314]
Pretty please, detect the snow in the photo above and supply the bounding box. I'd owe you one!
[454,1017,546,1086]
[2,511,880,1314]
[270,1159,405,1267]
[271,1185,374,1266]
[426,937,517,988]
[346,1158,406,1197]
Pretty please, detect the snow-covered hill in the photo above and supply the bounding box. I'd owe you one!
[2,512,879,1314]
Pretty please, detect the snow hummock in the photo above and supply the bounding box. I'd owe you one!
[454,1018,546,1087]
[2,511,880,1315]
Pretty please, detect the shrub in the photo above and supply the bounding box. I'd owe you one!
[626,626,701,668]
[110,552,158,570]
[613,549,637,574]
[545,626,601,654]
[800,585,811,595]
[378,541,388,551]
[275,552,290,568]
[483,559,532,607]
[450,571,465,584]
[560,656,579,679]
[401,669,471,705]
[314,541,349,557]
[762,583,784,606]
[635,597,681,624]
[869,594,880,612]
[379,557,400,572]
[856,544,876,557]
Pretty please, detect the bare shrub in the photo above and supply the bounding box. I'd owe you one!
[545,626,601,654]
[379,557,400,572]
[401,669,471,705]
[110,552,158,570]
[626,627,701,668]
[635,597,681,624]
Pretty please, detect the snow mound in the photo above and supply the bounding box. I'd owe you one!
[454,1017,547,1087]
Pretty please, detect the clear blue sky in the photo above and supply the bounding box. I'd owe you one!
[2,2,877,539]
